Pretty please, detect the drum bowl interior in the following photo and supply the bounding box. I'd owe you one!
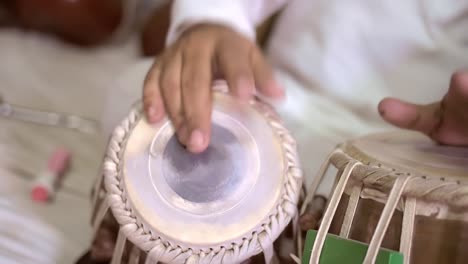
[120,92,289,249]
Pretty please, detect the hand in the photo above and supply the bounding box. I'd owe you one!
[143,24,284,153]
[379,71,468,146]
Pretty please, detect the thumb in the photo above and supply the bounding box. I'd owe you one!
[378,98,441,136]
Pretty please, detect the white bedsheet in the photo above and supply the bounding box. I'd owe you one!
[0,29,141,264]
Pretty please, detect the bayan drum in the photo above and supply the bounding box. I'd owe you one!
[89,82,303,264]
[303,131,468,264]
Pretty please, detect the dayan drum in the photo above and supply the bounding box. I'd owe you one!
[88,82,303,264]
[304,131,468,264]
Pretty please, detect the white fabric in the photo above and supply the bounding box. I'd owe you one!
[401,198,417,264]
[339,184,362,238]
[166,0,287,44]
[0,29,141,263]
[166,0,468,195]
[363,176,414,264]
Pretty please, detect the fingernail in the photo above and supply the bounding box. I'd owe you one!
[378,99,389,117]
[147,106,157,117]
[268,80,285,98]
[189,129,205,150]
[378,104,386,116]
[237,78,254,99]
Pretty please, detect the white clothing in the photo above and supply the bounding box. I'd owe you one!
[159,0,468,193]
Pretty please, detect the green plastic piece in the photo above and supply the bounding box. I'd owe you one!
[302,230,404,264]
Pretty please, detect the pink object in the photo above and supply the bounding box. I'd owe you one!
[31,186,49,202]
[47,148,71,175]
[31,148,71,202]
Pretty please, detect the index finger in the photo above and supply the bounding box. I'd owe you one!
[180,46,213,153]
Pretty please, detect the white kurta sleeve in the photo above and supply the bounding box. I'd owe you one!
[166,0,289,45]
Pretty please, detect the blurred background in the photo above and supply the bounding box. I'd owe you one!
[0,1,171,263]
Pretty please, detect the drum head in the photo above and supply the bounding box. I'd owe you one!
[121,92,287,250]
[345,131,468,180]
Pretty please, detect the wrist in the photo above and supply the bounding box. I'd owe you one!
[166,0,255,46]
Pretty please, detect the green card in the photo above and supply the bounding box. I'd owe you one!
[302,230,403,264]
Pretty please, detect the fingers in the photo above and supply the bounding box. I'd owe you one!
[159,51,187,143]
[447,71,468,112]
[442,71,468,134]
[143,60,165,123]
[216,41,284,103]
[379,71,468,146]
[142,25,281,153]
[144,52,189,145]
[250,48,284,99]
[216,42,255,99]
[181,46,213,153]
[378,98,441,136]
[434,71,468,145]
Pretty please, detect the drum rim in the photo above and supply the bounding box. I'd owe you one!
[329,133,468,209]
[102,88,303,262]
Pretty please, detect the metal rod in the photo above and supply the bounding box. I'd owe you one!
[0,100,99,134]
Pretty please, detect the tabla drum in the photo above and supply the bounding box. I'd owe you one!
[303,131,468,264]
[89,82,303,264]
